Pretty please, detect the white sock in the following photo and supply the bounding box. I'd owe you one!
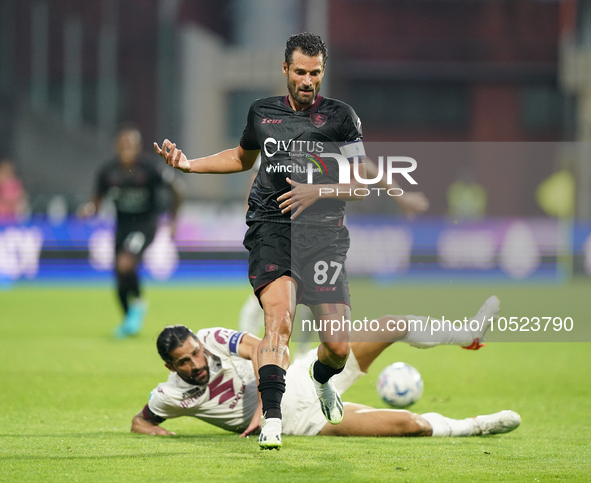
[238,294,264,335]
[401,315,474,348]
[421,412,478,437]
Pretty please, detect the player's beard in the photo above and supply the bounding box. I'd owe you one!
[288,80,322,107]
[181,366,210,386]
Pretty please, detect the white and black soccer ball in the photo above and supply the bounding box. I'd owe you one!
[376,362,424,408]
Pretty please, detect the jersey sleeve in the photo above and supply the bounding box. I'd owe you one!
[338,105,366,162]
[146,385,183,420]
[197,327,246,357]
[239,103,260,151]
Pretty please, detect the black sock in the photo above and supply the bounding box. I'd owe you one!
[258,365,286,420]
[313,360,344,385]
[117,270,139,314]
[128,270,140,299]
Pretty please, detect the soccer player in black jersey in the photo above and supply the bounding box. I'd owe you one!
[155,33,424,449]
[82,125,183,338]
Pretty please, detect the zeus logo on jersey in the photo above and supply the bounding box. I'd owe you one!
[263,137,324,158]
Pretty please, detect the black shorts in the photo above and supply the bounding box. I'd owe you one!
[243,221,350,307]
[115,218,157,258]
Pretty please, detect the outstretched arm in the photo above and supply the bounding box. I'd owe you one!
[154,139,260,175]
[236,333,263,437]
[131,408,176,436]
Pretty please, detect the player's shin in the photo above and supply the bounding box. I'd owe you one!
[257,365,286,449]
[257,365,286,420]
[401,315,474,348]
[401,296,500,349]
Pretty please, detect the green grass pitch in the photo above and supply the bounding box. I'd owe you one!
[1,281,590,482]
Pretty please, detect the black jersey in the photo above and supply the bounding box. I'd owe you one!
[96,157,172,224]
[240,95,364,226]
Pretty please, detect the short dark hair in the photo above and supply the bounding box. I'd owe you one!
[156,325,198,364]
[285,32,327,66]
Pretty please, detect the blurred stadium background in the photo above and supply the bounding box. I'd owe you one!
[1,0,591,289]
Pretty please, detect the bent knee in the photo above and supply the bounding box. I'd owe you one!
[324,341,350,361]
[116,252,137,274]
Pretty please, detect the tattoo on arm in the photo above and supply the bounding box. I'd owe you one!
[259,346,288,356]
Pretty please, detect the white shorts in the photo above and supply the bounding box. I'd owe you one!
[281,348,366,436]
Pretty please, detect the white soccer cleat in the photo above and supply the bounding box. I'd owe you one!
[463,295,500,350]
[258,417,282,450]
[474,410,521,435]
[309,362,344,425]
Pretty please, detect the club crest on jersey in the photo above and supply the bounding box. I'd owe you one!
[265,264,279,272]
[310,113,327,128]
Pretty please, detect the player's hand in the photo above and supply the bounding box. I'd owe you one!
[154,139,190,172]
[240,406,263,437]
[278,178,320,219]
[147,426,176,436]
[396,191,429,219]
[131,421,177,436]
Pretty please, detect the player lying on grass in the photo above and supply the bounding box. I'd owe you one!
[131,300,520,445]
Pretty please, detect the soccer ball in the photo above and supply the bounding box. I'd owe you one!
[376,362,424,408]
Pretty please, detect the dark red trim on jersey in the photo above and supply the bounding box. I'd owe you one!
[282,95,324,111]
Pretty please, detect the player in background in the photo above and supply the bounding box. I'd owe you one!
[80,124,183,338]
[131,318,520,444]
[155,33,428,449]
